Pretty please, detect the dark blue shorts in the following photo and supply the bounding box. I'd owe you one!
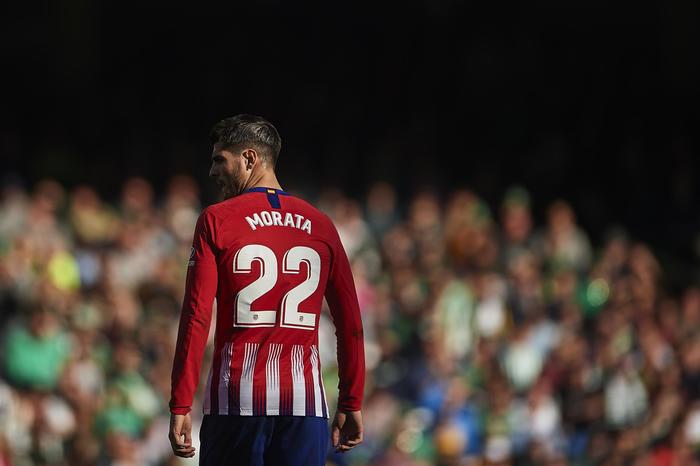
[199,415,329,466]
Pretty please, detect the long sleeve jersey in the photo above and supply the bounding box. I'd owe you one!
[170,187,365,417]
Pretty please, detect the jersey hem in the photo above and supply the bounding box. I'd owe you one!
[202,409,329,419]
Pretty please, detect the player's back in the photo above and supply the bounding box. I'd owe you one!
[170,116,364,465]
[201,187,337,417]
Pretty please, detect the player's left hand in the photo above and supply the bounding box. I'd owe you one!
[332,410,363,453]
[169,413,196,458]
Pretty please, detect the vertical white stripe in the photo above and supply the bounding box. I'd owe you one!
[310,345,323,417]
[266,343,283,415]
[203,363,213,414]
[292,345,306,416]
[218,342,233,414]
[240,343,258,416]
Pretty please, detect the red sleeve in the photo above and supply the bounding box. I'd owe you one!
[169,211,218,415]
[324,222,365,412]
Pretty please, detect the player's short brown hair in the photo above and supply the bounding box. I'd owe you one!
[209,114,282,166]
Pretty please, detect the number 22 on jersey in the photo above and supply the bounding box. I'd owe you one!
[232,244,320,330]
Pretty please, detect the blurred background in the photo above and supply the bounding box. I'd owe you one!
[2,1,700,465]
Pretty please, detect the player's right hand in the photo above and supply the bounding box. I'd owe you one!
[331,410,363,453]
[169,413,196,458]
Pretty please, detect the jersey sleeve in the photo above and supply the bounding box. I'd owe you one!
[170,210,218,415]
[324,221,365,412]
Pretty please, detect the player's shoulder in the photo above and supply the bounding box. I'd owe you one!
[200,195,250,219]
[282,193,322,216]
[192,198,241,235]
[282,194,337,232]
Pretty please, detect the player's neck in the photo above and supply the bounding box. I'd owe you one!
[244,170,283,192]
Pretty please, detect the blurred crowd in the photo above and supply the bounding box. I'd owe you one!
[1,177,700,466]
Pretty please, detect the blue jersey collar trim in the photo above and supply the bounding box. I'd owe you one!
[241,187,289,195]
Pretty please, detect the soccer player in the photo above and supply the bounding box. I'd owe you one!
[168,115,365,466]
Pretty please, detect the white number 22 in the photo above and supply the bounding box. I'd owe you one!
[232,244,320,330]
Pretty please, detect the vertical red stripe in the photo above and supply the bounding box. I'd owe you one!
[228,343,241,413]
[304,347,315,416]
[208,340,222,414]
[317,347,328,418]
[278,344,293,415]
[252,343,270,416]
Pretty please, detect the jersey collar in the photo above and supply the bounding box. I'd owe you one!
[241,187,289,195]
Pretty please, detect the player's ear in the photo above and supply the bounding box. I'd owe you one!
[241,148,257,170]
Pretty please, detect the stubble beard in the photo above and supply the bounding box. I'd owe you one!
[222,182,236,199]
[222,172,247,199]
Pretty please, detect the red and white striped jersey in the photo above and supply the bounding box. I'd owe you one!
[170,187,365,417]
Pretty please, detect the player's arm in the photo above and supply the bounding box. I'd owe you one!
[168,210,218,458]
[324,222,365,452]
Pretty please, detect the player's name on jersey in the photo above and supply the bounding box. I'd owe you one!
[245,211,312,234]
